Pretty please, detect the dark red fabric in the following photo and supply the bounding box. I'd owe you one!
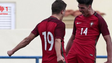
[31,16,66,63]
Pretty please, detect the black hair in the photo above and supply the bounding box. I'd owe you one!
[56,0,62,1]
[52,0,67,14]
[77,0,93,5]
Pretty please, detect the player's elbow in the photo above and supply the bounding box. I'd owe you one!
[23,37,31,45]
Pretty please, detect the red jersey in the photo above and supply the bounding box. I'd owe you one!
[70,12,110,60]
[31,16,67,63]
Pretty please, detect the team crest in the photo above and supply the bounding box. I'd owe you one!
[90,22,94,27]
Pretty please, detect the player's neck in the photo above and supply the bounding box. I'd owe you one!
[84,9,95,17]
[90,9,95,15]
[52,14,62,20]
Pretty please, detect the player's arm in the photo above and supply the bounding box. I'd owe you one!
[66,34,75,55]
[103,35,112,63]
[66,18,76,55]
[7,33,36,56]
[98,16,112,63]
[55,38,65,63]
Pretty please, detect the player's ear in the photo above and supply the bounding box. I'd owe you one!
[61,10,65,15]
[88,5,91,9]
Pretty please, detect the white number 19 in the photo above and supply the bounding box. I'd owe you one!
[42,31,54,51]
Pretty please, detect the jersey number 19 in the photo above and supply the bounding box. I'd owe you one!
[42,31,54,51]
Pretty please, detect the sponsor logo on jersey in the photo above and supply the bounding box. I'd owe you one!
[90,54,93,56]
[76,22,82,24]
[90,22,94,27]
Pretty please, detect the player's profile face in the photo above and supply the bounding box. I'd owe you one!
[78,4,89,15]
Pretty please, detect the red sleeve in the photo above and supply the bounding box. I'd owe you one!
[96,14,110,36]
[55,22,65,40]
[31,24,39,37]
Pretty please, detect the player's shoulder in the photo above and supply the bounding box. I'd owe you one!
[49,16,65,25]
[58,20,65,25]
[58,20,65,26]
[75,14,83,20]
[73,14,83,22]
[93,12,104,19]
[51,19,65,27]
[93,12,106,22]
[38,17,50,25]
[39,17,65,26]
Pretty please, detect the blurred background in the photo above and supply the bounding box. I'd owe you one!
[0,0,112,63]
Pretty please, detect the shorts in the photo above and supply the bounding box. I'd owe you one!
[67,54,95,63]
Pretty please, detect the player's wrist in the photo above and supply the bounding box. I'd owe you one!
[107,58,112,62]
[11,49,16,54]
[56,54,62,57]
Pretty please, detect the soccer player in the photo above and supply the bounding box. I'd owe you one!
[7,0,67,63]
[66,0,112,63]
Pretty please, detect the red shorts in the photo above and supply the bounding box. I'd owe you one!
[67,54,95,63]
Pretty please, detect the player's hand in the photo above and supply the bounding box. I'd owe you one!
[105,61,112,63]
[57,56,65,63]
[7,50,14,56]
[58,60,64,63]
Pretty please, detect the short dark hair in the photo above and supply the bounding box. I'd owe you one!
[77,0,93,5]
[52,0,67,14]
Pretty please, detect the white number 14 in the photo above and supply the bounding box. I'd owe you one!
[81,28,88,35]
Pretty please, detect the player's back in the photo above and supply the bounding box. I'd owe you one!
[37,16,65,63]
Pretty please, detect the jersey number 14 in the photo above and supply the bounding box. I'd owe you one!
[81,28,88,35]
